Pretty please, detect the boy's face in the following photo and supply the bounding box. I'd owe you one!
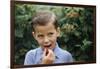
[32,22,60,50]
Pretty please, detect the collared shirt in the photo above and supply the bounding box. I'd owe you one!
[24,43,73,65]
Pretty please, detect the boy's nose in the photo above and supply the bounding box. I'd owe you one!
[44,37,49,44]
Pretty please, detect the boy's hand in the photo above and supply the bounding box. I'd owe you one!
[41,48,55,64]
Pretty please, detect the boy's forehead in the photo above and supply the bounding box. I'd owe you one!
[34,22,56,33]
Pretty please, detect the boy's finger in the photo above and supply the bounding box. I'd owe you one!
[43,48,46,56]
[47,49,54,56]
[47,49,55,60]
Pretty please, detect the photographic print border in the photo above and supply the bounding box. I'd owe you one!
[10,0,96,68]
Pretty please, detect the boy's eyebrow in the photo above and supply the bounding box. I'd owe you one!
[36,32,45,35]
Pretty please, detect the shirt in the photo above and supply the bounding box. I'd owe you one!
[24,43,73,65]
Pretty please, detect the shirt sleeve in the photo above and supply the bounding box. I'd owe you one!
[65,51,73,62]
[24,50,35,65]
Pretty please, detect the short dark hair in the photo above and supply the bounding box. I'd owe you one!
[31,11,58,32]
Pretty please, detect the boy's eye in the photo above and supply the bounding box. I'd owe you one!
[48,32,54,36]
[38,35,43,37]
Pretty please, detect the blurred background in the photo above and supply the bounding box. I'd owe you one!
[14,3,96,65]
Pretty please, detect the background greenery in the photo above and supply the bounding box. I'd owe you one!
[14,4,96,64]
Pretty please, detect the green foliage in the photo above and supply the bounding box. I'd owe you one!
[14,4,95,64]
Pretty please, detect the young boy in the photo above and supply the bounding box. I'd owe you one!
[24,11,73,65]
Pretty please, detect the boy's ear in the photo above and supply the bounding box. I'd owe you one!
[32,32,35,37]
[57,27,60,37]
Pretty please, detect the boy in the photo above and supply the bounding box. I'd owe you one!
[24,11,73,65]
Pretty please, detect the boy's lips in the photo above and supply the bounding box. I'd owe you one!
[44,44,52,48]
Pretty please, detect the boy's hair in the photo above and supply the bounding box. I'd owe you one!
[31,11,58,32]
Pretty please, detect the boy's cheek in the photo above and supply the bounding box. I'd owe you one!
[35,37,43,43]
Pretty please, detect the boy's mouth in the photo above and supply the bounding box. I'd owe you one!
[43,44,52,48]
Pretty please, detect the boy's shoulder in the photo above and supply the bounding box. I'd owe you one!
[57,47,72,57]
[63,49,71,54]
[57,47,73,61]
[25,48,40,56]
